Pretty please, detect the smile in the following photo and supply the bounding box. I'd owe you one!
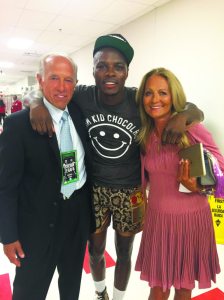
[93,137,127,151]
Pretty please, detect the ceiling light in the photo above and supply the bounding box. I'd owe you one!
[0,61,14,68]
[23,51,42,57]
[7,38,34,50]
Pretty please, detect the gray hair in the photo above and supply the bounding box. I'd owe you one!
[38,52,78,78]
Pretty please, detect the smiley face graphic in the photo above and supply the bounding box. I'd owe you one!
[89,123,132,159]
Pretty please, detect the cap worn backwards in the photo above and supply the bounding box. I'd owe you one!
[93,34,134,66]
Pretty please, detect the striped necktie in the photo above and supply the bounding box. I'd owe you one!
[60,111,76,198]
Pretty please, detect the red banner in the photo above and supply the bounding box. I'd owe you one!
[192,288,224,299]
[0,273,12,300]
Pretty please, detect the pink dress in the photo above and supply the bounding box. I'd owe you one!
[135,123,224,291]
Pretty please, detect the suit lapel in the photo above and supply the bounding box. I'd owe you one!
[48,134,61,168]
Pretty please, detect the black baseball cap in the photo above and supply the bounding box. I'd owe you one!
[93,33,134,66]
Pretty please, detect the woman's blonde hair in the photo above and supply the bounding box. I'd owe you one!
[136,67,190,151]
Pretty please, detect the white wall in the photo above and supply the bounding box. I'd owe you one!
[72,0,224,153]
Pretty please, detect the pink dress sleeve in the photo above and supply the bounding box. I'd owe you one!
[141,152,149,189]
[187,123,224,173]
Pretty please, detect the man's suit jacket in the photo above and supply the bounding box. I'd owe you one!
[0,101,94,252]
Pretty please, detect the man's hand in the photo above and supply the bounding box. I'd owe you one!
[30,102,54,137]
[177,159,200,192]
[162,102,204,145]
[3,240,25,267]
[162,113,187,144]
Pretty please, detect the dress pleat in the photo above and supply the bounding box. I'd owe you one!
[136,207,220,291]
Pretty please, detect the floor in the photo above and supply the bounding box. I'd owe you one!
[0,225,223,300]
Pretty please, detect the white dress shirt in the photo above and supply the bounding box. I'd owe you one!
[44,98,86,190]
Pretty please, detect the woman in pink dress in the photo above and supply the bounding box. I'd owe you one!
[135,68,224,300]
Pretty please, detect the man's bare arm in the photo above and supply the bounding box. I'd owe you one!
[29,90,54,137]
[162,102,204,144]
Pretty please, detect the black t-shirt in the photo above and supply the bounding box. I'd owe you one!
[72,85,141,188]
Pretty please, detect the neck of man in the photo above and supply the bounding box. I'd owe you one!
[97,88,125,106]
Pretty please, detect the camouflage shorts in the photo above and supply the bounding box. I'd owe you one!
[92,184,145,236]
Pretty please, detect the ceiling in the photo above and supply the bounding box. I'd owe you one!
[0,0,171,88]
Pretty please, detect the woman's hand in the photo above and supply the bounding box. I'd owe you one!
[177,159,200,192]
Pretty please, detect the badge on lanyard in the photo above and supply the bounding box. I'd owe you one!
[61,150,79,185]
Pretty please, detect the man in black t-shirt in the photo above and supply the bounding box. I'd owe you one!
[29,34,204,300]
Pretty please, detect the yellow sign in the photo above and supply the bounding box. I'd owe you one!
[208,195,224,244]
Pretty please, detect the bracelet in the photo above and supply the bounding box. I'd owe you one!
[198,186,215,196]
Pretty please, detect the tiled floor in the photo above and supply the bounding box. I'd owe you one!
[0,226,223,299]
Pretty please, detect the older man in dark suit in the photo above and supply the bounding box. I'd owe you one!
[0,53,94,300]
